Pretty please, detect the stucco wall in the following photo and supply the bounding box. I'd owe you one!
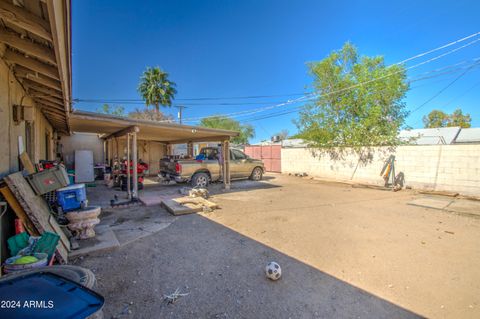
[62,133,167,175]
[0,59,54,178]
[61,132,105,168]
[281,145,480,196]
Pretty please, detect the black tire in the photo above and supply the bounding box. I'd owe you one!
[191,172,209,188]
[250,167,263,181]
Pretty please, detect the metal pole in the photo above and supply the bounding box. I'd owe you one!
[132,132,138,199]
[126,133,131,199]
[177,105,183,124]
[223,139,231,190]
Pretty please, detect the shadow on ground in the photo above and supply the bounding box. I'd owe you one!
[74,210,421,318]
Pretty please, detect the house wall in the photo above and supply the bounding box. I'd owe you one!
[281,145,480,196]
[0,58,54,178]
[0,56,54,264]
[61,133,105,168]
[61,133,168,175]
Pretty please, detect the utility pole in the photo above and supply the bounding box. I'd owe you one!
[177,105,185,124]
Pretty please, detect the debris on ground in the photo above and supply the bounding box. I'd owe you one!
[179,187,209,198]
[294,172,308,177]
[162,196,218,216]
[164,288,189,304]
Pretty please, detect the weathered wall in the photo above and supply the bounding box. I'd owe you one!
[281,145,480,196]
[110,138,167,175]
[0,57,54,264]
[61,133,105,168]
[0,59,54,178]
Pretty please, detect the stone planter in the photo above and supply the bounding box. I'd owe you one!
[65,206,101,240]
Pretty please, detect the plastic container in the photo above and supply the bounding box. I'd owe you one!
[67,169,75,185]
[56,184,87,212]
[0,271,104,318]
[3,253,48,273]
[27,166,69,195]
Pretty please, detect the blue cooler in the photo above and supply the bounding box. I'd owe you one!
[56,184,87,212]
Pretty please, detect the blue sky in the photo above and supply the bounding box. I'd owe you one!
[72,0,480,143]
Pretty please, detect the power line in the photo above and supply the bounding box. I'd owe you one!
[442,79,480,107]
[240,65,480,124]
[74,31,480,104]
[409,61,480,115]
[74,32,480,124]
[182,52,480,123]
[396,31,480,65]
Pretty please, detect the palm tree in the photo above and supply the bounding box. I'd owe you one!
[138,67,177,112]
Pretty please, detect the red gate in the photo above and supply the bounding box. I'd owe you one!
[244,145,281,173]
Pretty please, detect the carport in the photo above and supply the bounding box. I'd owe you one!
[69,111,239,197]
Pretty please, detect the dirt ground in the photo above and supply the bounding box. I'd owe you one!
[74,174,480,318]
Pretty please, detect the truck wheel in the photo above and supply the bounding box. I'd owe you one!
[191,172,209,188]
[250,167,263,181]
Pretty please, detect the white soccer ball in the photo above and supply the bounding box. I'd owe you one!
[265,261,282,280]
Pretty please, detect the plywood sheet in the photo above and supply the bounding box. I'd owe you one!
[19,152,35,174]
[0,184,39,236]
[4,172,70,263]
[161,196,218,216]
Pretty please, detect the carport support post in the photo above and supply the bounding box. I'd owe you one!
[126,133,131,199]
[187,142,193,158]
[132,131,138,199]
[222,139,231,190]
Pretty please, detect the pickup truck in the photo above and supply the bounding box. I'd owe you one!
[159,147,265,187]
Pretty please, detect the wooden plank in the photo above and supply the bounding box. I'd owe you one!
[33,94,64,107]
[104,125,140,139]
[0,29,56,64]
[15,66,62,91]
[34,97,64,109]
[0,184,39,236]
[0,0,52,41]
[39,106,66,117]
[24,81,63,99]
[4,172,70,263]
[4,49,59,80]
[19,152,35,174]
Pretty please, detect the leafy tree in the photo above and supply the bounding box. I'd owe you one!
[423,108,471,128]
[296,42,409,148]
[138,67,177,112]
[96,104,125,116]
[449,108,471,128]
[128,107,173,122]
[422,110,449,128]
[199,116,255,144]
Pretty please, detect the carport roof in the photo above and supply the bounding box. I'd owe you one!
[70,110,239,143]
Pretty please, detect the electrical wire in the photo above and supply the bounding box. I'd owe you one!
[239,64,480,124]
[409,61,480,114]
[181,51,480,123]
[73,31,480,104]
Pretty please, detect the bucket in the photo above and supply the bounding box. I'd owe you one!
[3,253,49,273]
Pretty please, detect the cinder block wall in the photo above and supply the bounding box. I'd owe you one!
[281,145,480,196]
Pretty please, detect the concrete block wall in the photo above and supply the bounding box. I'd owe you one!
[281,145,480,196]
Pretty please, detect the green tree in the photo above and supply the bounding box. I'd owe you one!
[449,108,471,128]
[96,103,125,116]
[296,42,409,148]
[199,116,255,144]
[423,108,471,128]
[128,107,173,122]
[138,67,177,112]
[422,110,449,128]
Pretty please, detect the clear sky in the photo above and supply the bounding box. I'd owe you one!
[72,0,480,143]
